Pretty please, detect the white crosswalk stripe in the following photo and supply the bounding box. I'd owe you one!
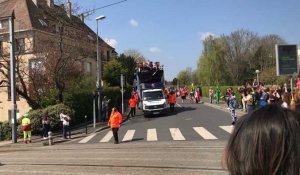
[79,133,96,143]
[122,130,135,142]
[77,125,233,143]
[219,126,234,134]
[147,128,158,141]
[193,127,217,140]
[169,128,185,140]
[100,131,113,143]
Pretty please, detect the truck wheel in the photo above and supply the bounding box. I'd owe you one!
[144,114,148,118]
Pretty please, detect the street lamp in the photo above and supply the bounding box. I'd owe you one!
[96,15,106,122]
[255,69,260,85]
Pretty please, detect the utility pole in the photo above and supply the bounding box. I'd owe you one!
[121,74,125,114]
[9,11,17,143]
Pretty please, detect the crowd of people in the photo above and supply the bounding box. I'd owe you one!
[236,78,300,113]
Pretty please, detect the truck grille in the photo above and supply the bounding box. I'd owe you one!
[145,104,165,109]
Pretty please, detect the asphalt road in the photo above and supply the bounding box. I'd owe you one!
[69,102,234,144]
[0,141,228,175]
[0,101,234,175]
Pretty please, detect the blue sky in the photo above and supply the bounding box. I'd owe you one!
[71,0,300,81]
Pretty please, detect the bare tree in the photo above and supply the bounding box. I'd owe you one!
[221,29,258,84]
[123,49,146,64]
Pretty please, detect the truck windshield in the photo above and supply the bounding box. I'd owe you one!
[143,91,164,100]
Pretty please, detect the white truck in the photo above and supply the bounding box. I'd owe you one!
[136,62,168,117]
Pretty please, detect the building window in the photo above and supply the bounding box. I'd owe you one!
[29,59,45,72]
[86,62,91,75]
[56,25,64,34]
[38,19,48,27]
[15,38,25,53]
[0,19,8,29]
[0,41,3,55]
[107,51,110,61]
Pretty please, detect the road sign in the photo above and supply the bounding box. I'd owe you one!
[275,44,298,76]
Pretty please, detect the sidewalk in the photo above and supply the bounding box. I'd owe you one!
[0,121,110,147]
[201,97,247,117]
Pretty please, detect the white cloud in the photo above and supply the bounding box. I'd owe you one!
[129,19,139,27]
[149,47,161,53]
[199,32,215,40]
[105,38,118,48]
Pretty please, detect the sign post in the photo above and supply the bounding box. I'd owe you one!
[275,44,298,91]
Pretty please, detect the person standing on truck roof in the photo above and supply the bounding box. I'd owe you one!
[127,95,137,120]
[168,90,176,112]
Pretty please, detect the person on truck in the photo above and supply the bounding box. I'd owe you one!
[168,90,176,112]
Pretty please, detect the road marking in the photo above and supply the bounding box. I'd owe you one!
[169,128,185,140]
[176,103,183,108]
[100,131,113,142]
[122,130,135,142]
[79,133,96,143]
[219,126,233,134]
[193,127,218,140]
[147,128,158,141]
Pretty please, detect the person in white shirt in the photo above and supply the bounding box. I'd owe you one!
[60,111,71,139]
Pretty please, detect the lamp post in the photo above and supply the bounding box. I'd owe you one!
[255,70,260,85]
[96,15,105,122]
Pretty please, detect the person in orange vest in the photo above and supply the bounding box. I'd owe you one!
[168,90,176,112]
[127,95,137,120]
[134,90,139,109]
[21,112,31,144]
[108,107,123,144]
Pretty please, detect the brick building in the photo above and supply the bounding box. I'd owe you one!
[0,0,116,121]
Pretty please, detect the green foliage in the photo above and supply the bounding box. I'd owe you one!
[64,77,95,123]
[177,70,192,85]
[193,29,286,86]
[117,54,136,86]
[103,54,137,87]
[102,86,132,111]
[103,59,125,86]
[201,86,242,103]
[39,89,59,107]
[16,104,73,136]
[172,78,178,86]
[0,122,12,141]
[196,36,227,86]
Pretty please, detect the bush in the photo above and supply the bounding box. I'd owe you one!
[0,122,12,141]
[14,104,73,139]
[200,86,242,103]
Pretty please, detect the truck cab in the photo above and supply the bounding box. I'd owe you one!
[142,89,168,117]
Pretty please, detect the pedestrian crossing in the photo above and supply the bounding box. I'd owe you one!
[78,125,234,144]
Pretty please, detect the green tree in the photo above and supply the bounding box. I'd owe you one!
[177,70,191,85]
[103,59,124,86]
[196,36,227,86]
[117,54,137,85]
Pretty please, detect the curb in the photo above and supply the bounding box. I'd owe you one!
[203,102,246,117]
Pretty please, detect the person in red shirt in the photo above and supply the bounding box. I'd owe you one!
[108,107,122,144]
[134,90,139,109]
[127,95,137,120]
[168,90,176,112]
[297,78,300,90]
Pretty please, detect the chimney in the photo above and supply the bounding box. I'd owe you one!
[47,0,54,8]
[79,14,84,22]
[66,0,72,18]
